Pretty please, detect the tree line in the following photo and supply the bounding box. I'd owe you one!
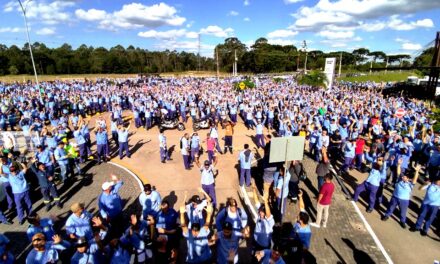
[0,38,434,75]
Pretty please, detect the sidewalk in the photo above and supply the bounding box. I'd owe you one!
[0,162,142,263]
[281,157,389,264]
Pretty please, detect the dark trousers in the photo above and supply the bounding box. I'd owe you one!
[2,182,14,209]
[183,155,190,169]
[97,144,106,162]
[191,147,200,162]
[207,150,214,163]
[317,176,325,191]
[112,131,119,147]
[341,157,354,173]
[256,134,265,148]
[353,182,379,210]
[202,183,217,207]
[119,142,130,159]
[14,191,32,221]
[385,196,409,223]
[415,203,439,232]
[289,181,299,199]
[41,184,60,208]
[160,147,170,162]
[240,168,251,187]
[224,136,233,153]
[214,138,223,153]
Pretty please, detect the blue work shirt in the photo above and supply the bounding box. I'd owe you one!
[156,208,178,231]
[260,249,286,264]
[37,149,53,166]
[393,181,414,201]
[139,190,162,218]
[54,147,68,165]
[98,181,124,219]
[66,210,93,240]
[216,231,241,264]
[95,131,108,145]
[294,222,311,249]
[238,150,253,169]
[26,240,70,264]
[118,130,129,143]
[183,227,211,263]
[366,163,387,187]
[422,184,440,206]
[27,218,55,242]
[9,171,29,194]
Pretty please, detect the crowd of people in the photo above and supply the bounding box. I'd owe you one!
[0,76,438,263]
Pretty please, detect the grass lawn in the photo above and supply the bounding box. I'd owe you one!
[338,71,420,83]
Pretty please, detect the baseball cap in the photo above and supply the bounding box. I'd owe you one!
[75,237,88,247]
[102,181,114,190]
[223,221,233,230]
[191,195,201,204]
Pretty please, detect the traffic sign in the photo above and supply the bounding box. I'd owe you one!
[395,108,405,118]
[239,82,246,90]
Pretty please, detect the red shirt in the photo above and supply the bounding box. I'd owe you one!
[319,182,335,205]
[355,138,365,155]
[207,138,216,151]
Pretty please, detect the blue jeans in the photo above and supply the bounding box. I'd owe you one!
[415,203,439,232]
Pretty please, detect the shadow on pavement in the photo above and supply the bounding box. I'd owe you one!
[341,237,376,264]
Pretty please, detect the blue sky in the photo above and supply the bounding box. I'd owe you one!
[1,0,439,57]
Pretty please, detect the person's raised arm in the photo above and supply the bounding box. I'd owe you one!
[179,204,188,234]
[204,204,213,229]
[198,187,212,203]
[412,164,421,184]
[298,190,305,212]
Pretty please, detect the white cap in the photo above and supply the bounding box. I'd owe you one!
[102,181,114,190]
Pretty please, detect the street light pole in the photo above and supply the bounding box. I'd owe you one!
[302,40,308,74]
[17,0,40,92]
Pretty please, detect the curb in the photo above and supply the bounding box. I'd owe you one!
[108,161,144,192]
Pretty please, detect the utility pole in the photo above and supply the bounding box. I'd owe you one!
[234,50,238,76]
[385,56,389,73]
[370,60,373,74]
[197,33,201,71]
[216,47,219,80]
[302,40,308,74]
[338,52,342,77]
[17,0,40,94]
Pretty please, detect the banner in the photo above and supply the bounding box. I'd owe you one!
[324,58,336,89]
[269,136,305,163]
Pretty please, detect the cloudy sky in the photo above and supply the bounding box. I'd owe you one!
[1,0,439,57]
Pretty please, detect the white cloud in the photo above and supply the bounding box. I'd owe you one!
[317,30,354,40]
[267,38,295,46]
[138,29,198,39]
[290,0,440,31]
[388,15,434,30]
[76,3,186,31]
[267,29,298,38]
[200,25,234,38]
[331,43,347,48]
[36,27,55,36]
[75,9,107,22]
[358,21,386,32]
[244,0,250,6]
[0,27,24,33]
[4,0,75,25]
[395,38,408,43]
[186,21,194,28]
[228,10,239,16]
[284,0,305,4]
[243,17,250,22]
[401,42,422,50]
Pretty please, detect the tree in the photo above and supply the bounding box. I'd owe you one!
[352,48,370,66]
[413,47,435,75]
[368,51,386,63]
[297,71,328,88]
[8,65,18,75]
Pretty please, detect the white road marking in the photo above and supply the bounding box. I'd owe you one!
[351,201,394,264]
[108,162,144,191]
